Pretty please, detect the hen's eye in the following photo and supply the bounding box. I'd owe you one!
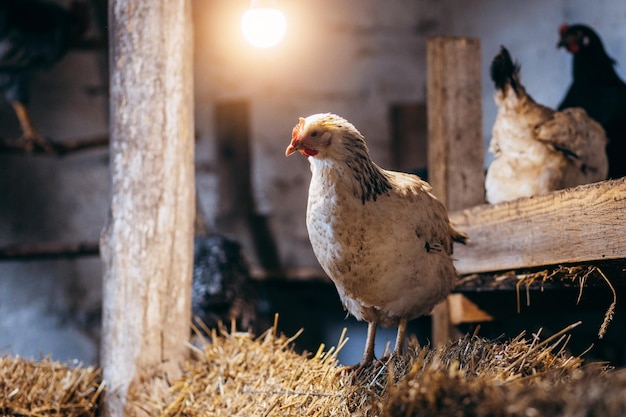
[311,131,319,137]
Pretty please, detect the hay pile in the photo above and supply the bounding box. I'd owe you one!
[3,320,626,416]
[0,355,102,416]
[379,328,625,417]
[132,320,352,416]
[131,320,626,417]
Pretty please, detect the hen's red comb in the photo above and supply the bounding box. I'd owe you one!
[292,117,306,142]
[559,23,569,36]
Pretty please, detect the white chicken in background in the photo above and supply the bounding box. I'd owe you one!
[485,46,608,204]
[285,113,467,369]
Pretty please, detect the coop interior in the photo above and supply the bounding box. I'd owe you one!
[1,0,626,416]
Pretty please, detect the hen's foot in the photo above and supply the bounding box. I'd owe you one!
[17,132,56,154]
[335,356,393,383]
[336,358,375,379]
[335,362,368,377]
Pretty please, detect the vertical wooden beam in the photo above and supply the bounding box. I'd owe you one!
[389,103,428,176]
[215,101,254,220]
[426,37,484,347]
[101,1,194,416]
[215,101,283,275]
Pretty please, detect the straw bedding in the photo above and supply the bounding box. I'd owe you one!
[2,319,626,417]
[0,355,102,417]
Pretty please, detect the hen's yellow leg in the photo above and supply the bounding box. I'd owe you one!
[11,101,54,153]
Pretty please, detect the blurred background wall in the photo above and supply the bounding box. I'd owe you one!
[0,0,624,365]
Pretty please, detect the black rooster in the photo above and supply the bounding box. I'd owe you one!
[0,0,90,152]
[558,23,626,179]
[192,234,257,332]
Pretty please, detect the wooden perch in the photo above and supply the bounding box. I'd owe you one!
[0,135,109,156]
[0,241,99,261]
[450,177,626,275]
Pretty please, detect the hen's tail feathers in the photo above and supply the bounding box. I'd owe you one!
[451,227,469,245]
[490,46,522,96]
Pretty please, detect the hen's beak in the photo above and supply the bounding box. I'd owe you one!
[285,143,298,156]
[286,139,318,157]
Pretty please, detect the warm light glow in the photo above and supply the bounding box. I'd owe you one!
[241,6,286,48]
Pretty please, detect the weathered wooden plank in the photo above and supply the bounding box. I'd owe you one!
[447,293,493,325]
[450,178,626,275]
[0,241,99,260]
[427,36,485,210]
[101,1,194,416]
[214,101,283,274]
[215,101,253,219]
[389,103,428,175]
[426,36,484,347]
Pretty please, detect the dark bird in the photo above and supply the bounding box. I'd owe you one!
[558,23,626,179]
[192,234,257,332]
[286,113,467,370]
[0,0,90,152]
[485,46,608,204]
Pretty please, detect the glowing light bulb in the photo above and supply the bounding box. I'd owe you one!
[241,0,286,48]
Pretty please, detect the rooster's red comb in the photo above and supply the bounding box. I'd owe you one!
[559,23,569,36]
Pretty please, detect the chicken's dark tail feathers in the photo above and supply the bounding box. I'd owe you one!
[490,46,522,96]
[451,227,469,245]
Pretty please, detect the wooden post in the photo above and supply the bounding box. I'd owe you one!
[215,101,283,275]
[216,101,254,222]
[100,1,194,416]
[389,103,428,175]
[426,37,484,347]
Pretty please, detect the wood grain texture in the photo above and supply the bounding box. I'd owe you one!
[448,293,493,324]
[427,36,485,210]
[101,1,194,416]
[0,241,99,260]
[450,178,626,275]
[216,101,253,219]
[426,37,484,347]
[390,103,428,174]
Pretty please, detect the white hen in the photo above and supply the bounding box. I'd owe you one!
[485,46,608,204]
[286,113,467,368]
